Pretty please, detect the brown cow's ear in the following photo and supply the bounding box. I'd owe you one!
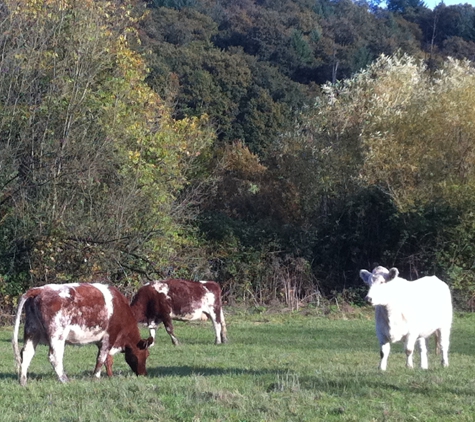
[138,337,154,350]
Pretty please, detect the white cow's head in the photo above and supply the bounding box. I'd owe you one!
[359,266,399,306]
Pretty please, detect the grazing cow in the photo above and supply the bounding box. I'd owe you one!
[12,283,153,386]
[360,266,452,371]
[130,279,228,346]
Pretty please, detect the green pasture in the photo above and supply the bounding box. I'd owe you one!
[2,308,475,421]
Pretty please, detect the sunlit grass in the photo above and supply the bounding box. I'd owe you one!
[1,309,475,420]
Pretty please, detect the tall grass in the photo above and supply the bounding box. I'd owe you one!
[2,309,475,421]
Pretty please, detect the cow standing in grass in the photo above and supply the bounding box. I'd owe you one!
[130,279,228,346]
[359,266,452,371]
[12,283,153,386]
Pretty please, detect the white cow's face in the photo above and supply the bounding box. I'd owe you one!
[360,266,399,306]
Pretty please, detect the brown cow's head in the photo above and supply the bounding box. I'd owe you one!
[124,337,153,376]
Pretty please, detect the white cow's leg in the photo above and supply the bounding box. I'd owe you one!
[19,339,37,386]
[405,335,418,369]
[418,337,428,369]
[48,338,68,383]
[379,342,391,371]
[439,328,450,367]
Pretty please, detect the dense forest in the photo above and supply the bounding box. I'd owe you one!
[1,0,475,313]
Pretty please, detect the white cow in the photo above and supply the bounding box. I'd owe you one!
[360,266,452,371]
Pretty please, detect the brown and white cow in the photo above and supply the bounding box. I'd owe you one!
[130,279,228,346]
[12,283,153,386]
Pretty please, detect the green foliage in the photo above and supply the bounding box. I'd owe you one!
[432,4,475,46]
[148,0,197,9]
[141,15,307,153]
[387,0,427,13]
[196,140,318,302]
[282,29,315,68]
[437,212,475,310]
[137,0,475,303]
[0,0,215,296]
[311,54,475,213]
[4,0,475,306]
[276,53,475,292]
[139,0,475,158]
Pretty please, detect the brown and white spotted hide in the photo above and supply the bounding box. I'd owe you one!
[12,283,153,386]
[130,279,228,346]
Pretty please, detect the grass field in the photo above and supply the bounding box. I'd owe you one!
[1,307,475,421]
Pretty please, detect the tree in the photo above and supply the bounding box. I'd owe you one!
[277,53,475,288]
[300,54,475,212]
[432,4,475,46]
[0,0,214,298]
[387,0,427,13]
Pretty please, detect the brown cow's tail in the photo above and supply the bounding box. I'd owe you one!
[12,294,28,372]
[12,289,41,372]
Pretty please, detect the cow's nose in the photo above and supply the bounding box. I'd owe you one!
[365,295,372,305]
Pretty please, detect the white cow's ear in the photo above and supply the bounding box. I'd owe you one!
[359,269,372,285]
[387,267,399,281]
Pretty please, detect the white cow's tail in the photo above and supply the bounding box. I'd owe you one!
[220,307,228,343]
[12,294,28,372]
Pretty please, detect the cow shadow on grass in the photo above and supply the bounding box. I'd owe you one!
[147,365,275,378]
[0,372,19,381]
[146,365,475,401]
[294,370,475,400]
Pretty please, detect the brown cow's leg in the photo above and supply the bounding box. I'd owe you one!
[93,344,109,378]
[148,327,157,347]
[48,337,69,383]
[205,310,222,345]
[163,317,179,345]
[19,337,38,386]
[105,354,114,377]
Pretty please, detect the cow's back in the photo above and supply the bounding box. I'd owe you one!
[200,281,222,301]
[380,276,451,340]
[38,284,109,329]
[406,276,452,334]
[165,279,208,316]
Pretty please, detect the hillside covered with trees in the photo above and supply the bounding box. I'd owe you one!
[1,0,475,312]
